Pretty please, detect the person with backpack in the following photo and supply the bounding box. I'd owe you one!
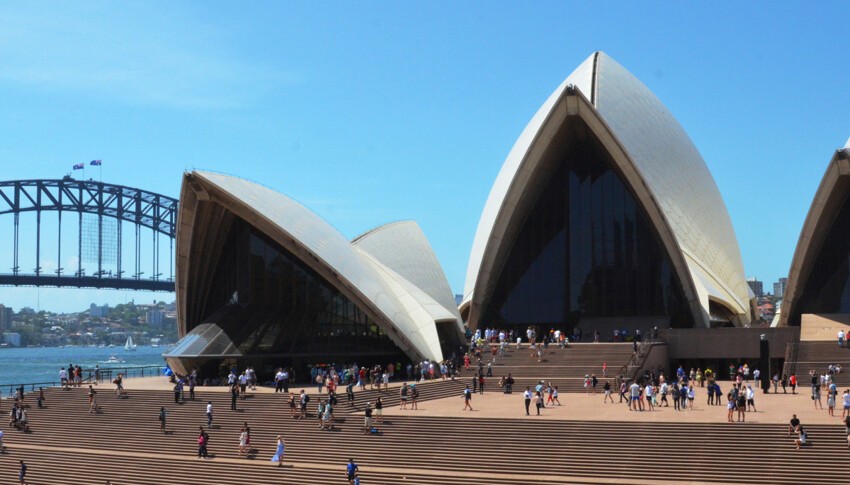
[463,385,473,411]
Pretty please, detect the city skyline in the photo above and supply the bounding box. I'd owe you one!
[1,3,849,313]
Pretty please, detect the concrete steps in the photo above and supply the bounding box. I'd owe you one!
[4,384,848,484]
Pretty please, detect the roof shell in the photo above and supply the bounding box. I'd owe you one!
[176,171,457,361]
[779,140,850,326]
[464,52,750,327]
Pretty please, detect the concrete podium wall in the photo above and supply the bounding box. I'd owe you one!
[660,327,800,359]
[800,314,850,341]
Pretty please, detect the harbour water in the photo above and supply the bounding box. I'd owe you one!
[0,345,166,391]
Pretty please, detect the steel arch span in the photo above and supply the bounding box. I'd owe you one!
[0,176,177,292]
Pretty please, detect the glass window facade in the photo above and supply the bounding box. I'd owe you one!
[791,191,850,324]
[480,120,692,331]
[194,218,402,360]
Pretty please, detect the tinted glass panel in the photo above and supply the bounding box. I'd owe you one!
[792,191,850,323]
[193,219,402,359]
[480,119,691,331]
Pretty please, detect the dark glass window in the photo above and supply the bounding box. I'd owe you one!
[792,191,850,324]
[195,218,401,359]
[480,118,692,330]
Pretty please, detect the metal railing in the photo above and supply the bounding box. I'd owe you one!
[617,334,662,385]
[0,364,163,398]
[782,342,799,378]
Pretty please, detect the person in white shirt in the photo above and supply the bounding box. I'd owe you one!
[839,330,846,347]
[746,385,757,412]
[59,368,69,389]
[842,390,850,418]
[523,388,532,415]
[206,402,213,428]
[660,382,669,407]
[645,384,655,411]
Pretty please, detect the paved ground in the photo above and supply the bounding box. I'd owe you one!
[125,376,847,427]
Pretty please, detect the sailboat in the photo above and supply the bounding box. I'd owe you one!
[124,336,137,351]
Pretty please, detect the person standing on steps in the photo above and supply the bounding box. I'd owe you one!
[18,460,27,485]
[346,458,359,485]
[374,397,384,424]
[524,387,532,415]
[230,383,239,411]
[197,426,209,459]
[88,385,98,413]
[159,407,167,433]
[346,380,355,408]
[271,435,285,467]
[362,403,374,434]
[206,401,213,428]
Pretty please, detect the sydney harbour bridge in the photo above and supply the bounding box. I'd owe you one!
[0,177,177,292]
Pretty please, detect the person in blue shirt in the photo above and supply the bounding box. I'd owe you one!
[346,458,359,484]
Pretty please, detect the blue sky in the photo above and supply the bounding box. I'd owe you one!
[1,2,848,313]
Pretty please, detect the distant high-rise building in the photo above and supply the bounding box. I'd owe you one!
[773,278,787,299]
[455,294,463,306]
[747,277,764,297]
[146,309,165,327]
[0,305,12,331]
[89,303,110,319]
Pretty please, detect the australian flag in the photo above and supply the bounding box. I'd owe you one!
[90,159,102,166]
[73,163,85,170]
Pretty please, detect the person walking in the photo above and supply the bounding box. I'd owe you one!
[346,458,359,485]
[18,460,27,485]
[159,407,167,433]
[533,391,543,415]
[197,427,209,459]
[523,387,532,415]
[271,435,285,467]
[463,385,473,411]
[239,427,249,455]
[230,384,239,411]
[206,401,213,428]
[88,385,98,414]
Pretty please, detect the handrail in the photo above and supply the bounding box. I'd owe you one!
[0,364,163,398]
[782,342,799,378]
[617,334,661,385]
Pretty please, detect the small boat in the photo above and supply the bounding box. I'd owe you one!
[124,336,137,351]
[106,355,122,364]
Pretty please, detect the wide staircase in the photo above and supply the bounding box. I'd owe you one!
[791,341,850,386]
[466,342,634,392]
[2,385,849,484]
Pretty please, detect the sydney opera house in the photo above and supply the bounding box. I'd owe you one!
[779,138,850,328]
[462,52,752,333]
[164,171,464,376]
[166,51,846,377]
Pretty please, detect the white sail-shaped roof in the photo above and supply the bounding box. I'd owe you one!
[175,171,450,362]
[779,140,850,326]
[464,51,750,328]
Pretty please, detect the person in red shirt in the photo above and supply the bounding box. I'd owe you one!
[789,374,797,394]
